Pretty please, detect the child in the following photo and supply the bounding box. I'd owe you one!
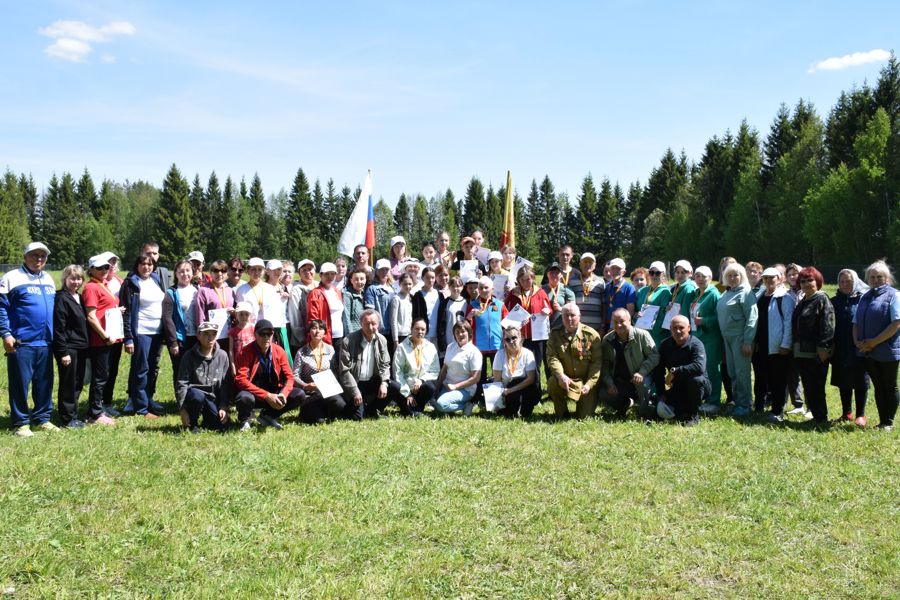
[228,301,256,375]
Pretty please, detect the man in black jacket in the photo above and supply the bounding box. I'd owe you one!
[656,315,711,426]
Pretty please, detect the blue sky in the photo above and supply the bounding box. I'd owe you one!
[1,1,897,206]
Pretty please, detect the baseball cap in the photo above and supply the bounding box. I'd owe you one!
[675,260,693,273]
[24,242,50,256]
[247,257,265,268]
[197,321,219,333]
[375,258,390,270]
[390,235,406,248]
[187,251,205,263]
[254,319,275,333]
[608,258,626,270]
[297,259,314,270]
[320,262,337,274]
[266,259,283,270]
[234,301,254,314]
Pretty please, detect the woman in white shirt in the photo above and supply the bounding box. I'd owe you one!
[392,318,440,417]
[389,273,414,359]
[234,257,277,325]
[433,321,483,415]
[492,325,539,417]
[437,276,468,356]
[162,260,199,403]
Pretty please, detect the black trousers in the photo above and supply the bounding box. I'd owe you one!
[169,337,197,398]
[523,339,545,396]
[500,375,540,418]
[765,353,790,416]
[796,357,828,423]
[346,377,402,420]
[300,393,348,423]
[234,388,305,423]
[833,359,869,417]
[89,345,114,419]
[865,358,899,427]
[56,348,88,424]
[394,379,436,416]
[752,348,768,410]
[102,342,122,407]
[183,387,225,430]
[661,375,710,420]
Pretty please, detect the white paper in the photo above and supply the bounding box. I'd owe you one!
[459,260,479,282]
[208,308,231,339]
[530,314,550,341]
[482,381,505,412]
[491,274,508,300]
[689,304,699,332]
[263,297,288,328]
[635,304,660,330]
[500,304,531,329]
[475,246,491,266]
[104,309,124,341]
[311,369,344,398]
[661,304,681,330]
[509,256,534,284]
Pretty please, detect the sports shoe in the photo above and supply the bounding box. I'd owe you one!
[37,422,60,432]
[239,420,253,432]
[840,412,854,422]
[14,425,33,437]
[802,410,814,421]
[854,415,867,428]
[64,419,86,429]
[463,402,474,416]
[699,403,720,415]
[149,401,166,416]
[143,412,160,420]
[766,412,784,424]
[88,414,116,426]
[257,413,283,430]
[877,424,893,432]
[731,406,751,418]
[188,426,201,434]
[682,415,701,427]
[102,405,121,417]
[786,406,806,415]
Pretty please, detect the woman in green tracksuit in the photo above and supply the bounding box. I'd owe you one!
[635,261,672,393]
[688,266,723,413]
[670,260,698,318]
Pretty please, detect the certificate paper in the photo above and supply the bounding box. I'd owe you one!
[311,369,344,398]
[459,260,479,282]
[689,305,699,332]
[104,309,124,341]
[509,256,534,283]
[475,247,491,266]
[530,314,550,341]
[661,304,681,330]
[491,274,508,300]
[500,304,531,329]
[209,308,231,339]
[635,305,659,330]
[483,382,505,412]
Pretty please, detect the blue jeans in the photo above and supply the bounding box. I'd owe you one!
[434,386,474,413]
[127,334,163,414]
[7,345,54,427]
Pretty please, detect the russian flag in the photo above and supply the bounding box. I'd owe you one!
[337,170,375,256]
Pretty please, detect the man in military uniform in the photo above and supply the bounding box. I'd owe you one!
[546,303,603,418]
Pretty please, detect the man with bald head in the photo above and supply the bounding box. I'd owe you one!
[655,314,711,426]
[598,308,659,418]
[546,303,603,418]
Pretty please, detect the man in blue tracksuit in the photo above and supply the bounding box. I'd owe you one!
[0,242,57,437]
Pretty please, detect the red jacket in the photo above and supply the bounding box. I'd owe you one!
[234,341,294,400]
[306,284,343,344]
[504,286,550,340]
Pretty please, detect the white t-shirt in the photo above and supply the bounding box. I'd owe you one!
[325,288,344,339]
[444,298,467,348]
[175,285,198,336]
[443,341,483,395]
[423,288,441,340]
[493,347,537,386]
[137,278,165,335]
[235,281,276,324]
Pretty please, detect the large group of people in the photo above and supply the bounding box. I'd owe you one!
[2,234,898,436]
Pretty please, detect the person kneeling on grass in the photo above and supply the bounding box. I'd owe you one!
[597,308,659,419]
[175,321,232,433]
[546,303,603,419]
[655,315,711,426]
[233,319,304,431]
[491,325,540,418]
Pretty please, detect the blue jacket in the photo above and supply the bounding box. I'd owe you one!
[364,284,394,334]
[717,283,758,343]
[0,265,55,346]
[855,285,900,362]
[758,287,794,355]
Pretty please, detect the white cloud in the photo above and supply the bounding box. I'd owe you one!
[808,49,890,73]
[38,19,135,63]
[100,54,116,64]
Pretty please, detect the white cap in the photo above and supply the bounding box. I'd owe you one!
[649,261,666,273]
[88,255,110,268]
[761,267,781,278]
[390,235,406,248]
[296,259,314,270]
[478,275,493,288]
[266,259,283,270]
[24,242,50,256]
[695,266,713,279]
[197,321,219,333]
[675,259,693,273]
[234,301,254,314]
[247,257,265,268]
[375,258,391,270]
[461,273,477,285]
[488,251,503,262]
[402,259,421,271]
[608,257,626,270]
[96,251,118,263]
[319,262,337,274]
[187,251,205,263]
[580,252,596,263]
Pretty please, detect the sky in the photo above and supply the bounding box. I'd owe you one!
[1,1,898,206]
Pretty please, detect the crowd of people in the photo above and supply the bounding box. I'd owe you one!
[1,233,898,436]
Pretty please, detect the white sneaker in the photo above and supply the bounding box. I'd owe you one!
[463,402,474,416]
[802,410,814,421]
[786,406,805,415]
[239,420,253,432]
[13,425,33,437]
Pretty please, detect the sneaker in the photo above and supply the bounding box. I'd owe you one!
[13,425,33,437]
[102,405,121,417]
[802,410,814,421]
[766,412,785,424]
[699,403,720,415]
[37,422,60,432]
[682,415,701,427]
[64,419,87,429]
[143,412,160,420]
[149,401,166,416]
[786,406,806,415]
[840,412,854,422]
[854,416,867,428]
[121,401,135,415]
[239,420,253,432]
[188,426,201,434]
[88,414,116,426]
[463,402,474,416]
[257,413,283,430]
[877,424,893,432]
[731,406,751,418]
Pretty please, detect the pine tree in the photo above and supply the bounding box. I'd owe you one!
[42,172,83,265]
[0,171,30,262]
[461,177,486,235]
[18,174,40,241]
[441,188,458,241]
[200,172,222,256]
[324,179,338,241]
[247,174,265,256]
[213,176,242,261]
[596,178,618,259]
[762,104,796,188]
[410,194,430,250]
[536,175,561,263]
[825,85,877,169]
[284,168,316,262]
[373,198,394,259]
[312,179,326,242]
[483,184,502,246]
[393,193,412,239]
[574,173,599,253]
[155,164,195,264]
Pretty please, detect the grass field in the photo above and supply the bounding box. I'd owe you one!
[1,279,898,597]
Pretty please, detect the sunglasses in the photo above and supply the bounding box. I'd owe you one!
[648,270,662,276]
[256,330,275,337]
[503,337,519,343]
[230,268,244,273]
[211,268,228,274]
[94,265,111,271]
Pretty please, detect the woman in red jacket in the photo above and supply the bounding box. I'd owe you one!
[504,265,552,396]
[305,262,344,369]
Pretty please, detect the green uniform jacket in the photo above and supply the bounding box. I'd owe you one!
[670,280,697,320]
[635,285,672,346]
[599,327,659,390]
[686,285,722,364]
[546,324,603,389]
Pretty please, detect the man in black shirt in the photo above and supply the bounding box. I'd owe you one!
[656,315,711,426]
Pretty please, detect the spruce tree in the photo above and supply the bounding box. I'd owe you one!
[155,164,195,264]
[373,197,394,259]
[0,171,30,263]
[42,172,82,265]
[410,194,430,250]
[247,174,265,256]
[200,172,222,256]
[393,193,412,239]
[483,184,502,246]
[18,174,40,240]
[574,174,599,253]
[284,168,316,262]
[596,178,618,259]
[461,177,486,235]
[536,175,560,263]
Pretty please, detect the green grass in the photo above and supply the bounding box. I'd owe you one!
[1,281,899,597]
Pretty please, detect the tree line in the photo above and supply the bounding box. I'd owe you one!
[1,54,898,270]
